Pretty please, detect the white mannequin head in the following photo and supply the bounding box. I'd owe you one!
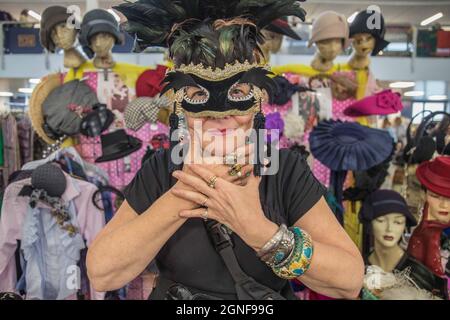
[371,213,406,248]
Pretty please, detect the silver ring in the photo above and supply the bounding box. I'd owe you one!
[201,208,208,221]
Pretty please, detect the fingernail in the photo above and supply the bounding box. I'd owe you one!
[172,171,180,178]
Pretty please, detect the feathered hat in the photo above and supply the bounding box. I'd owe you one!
[114,0,307,175]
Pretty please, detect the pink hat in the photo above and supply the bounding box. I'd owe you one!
[308,11,350,48]
[344,90,404,117]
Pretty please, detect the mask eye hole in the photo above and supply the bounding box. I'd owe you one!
[184,85,210,104]
[228,82,254,102]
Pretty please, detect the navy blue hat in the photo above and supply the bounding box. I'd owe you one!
[349,10,390,56]
[309,120,394,172]
[359,189,417,227]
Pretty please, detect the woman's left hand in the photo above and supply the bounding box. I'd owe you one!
[171,165,278,251]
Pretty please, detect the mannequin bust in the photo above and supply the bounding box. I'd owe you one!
[90,32,116,70]
[310,38,343,73]
[50,23,86,69]
[368,213,407,272]
[348,33,376,70]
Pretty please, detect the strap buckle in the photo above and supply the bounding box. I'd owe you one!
[204,221,233,251]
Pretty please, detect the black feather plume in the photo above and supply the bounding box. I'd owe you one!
[239,68,276,103]
[160,72,199,95]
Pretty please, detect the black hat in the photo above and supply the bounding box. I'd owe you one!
[79,9,123,58]
[266,17,301,40]
[40,6,73,53]
[80,103,115,137]
[31,163,67,198]
[349,10,390,56]
[95,129,142,163]
[359,189,417,227]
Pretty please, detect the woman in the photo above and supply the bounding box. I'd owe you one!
[87,0,364,300]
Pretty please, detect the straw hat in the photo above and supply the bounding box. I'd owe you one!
[29,73,62,145]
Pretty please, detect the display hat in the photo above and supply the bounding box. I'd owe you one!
[29,73,63,145]
[40,6,73,53]
[266,17,301,40]
[136,65,169,98]
[308,11,350,48]
[80,103,115,137]
[309,120,394,172]
[124,96,169,131]
[42,79,99,138]
[359,189,417,227]
[78,9,123,58]
[344,90,403,117]
[31,163,67,198]
[95,129,142,163]
[416,156,450,198]
[349,9,390,56]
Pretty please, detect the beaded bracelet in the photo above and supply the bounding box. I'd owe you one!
[271,227,314,280]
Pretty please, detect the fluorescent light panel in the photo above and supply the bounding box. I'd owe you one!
[389,81,416,89]
[420,12,443,26]
[428,95,448,101]
[404,91,424,97]
[27,10,41,21]
[18,88,33,94]
[29,78,41,84]
[0,92,13,97]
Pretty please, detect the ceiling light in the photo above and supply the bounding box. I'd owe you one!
[428,95,447,101]
[347,11,358,23]
[29,78,41,84]
[420,12,443,26]
[27,10,41,21]
[389,81,416,89]
[0,92,13,97]
[107,9,121,22]
[18,88,33,94]
[404,91,424,97]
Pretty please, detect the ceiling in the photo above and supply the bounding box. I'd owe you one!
[0,0,449,26]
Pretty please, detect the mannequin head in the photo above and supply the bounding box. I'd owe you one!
[372,213,407,248]
[352,33,376,58]
[50,23,77,51]
[315,38,344,61]
[425,190,450,224]
[260,29,284,62]
[90,32,115,57]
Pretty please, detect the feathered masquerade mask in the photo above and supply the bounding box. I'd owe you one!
[114,0,307,175]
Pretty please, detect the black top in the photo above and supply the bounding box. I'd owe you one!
[124,149,326,298]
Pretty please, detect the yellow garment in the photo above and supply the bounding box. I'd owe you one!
[64,61,149,84]
[271,63,346,77]
[343,200,364,252]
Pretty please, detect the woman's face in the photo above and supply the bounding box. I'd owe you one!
[426,191,450,224]
[316,38,343,61]
[183,83,255,156]
[371,213,406,248]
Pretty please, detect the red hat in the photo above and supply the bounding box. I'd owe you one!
[344,90,403,117]
[416,156,450,198]
[136,65,168,98]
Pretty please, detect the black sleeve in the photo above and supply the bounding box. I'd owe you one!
[123,150,169,215]
[280,150,327,226]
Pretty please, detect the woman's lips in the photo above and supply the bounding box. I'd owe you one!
[383,235,394,241]
[207,128,236,136]
[438,211,449,216]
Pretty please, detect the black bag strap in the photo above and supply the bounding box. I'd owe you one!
[204,220,290,300]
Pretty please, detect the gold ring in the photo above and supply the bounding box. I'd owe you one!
[229,164,243,177]
[207,175,218,189]
[201,208,208,221]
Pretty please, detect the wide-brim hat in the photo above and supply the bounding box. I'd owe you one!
[95,129,142,163]
[29,73,63,145]
[344,90,403,117]
[416,156,450,198]
[309,120,394,171]
[349,10,390,56]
